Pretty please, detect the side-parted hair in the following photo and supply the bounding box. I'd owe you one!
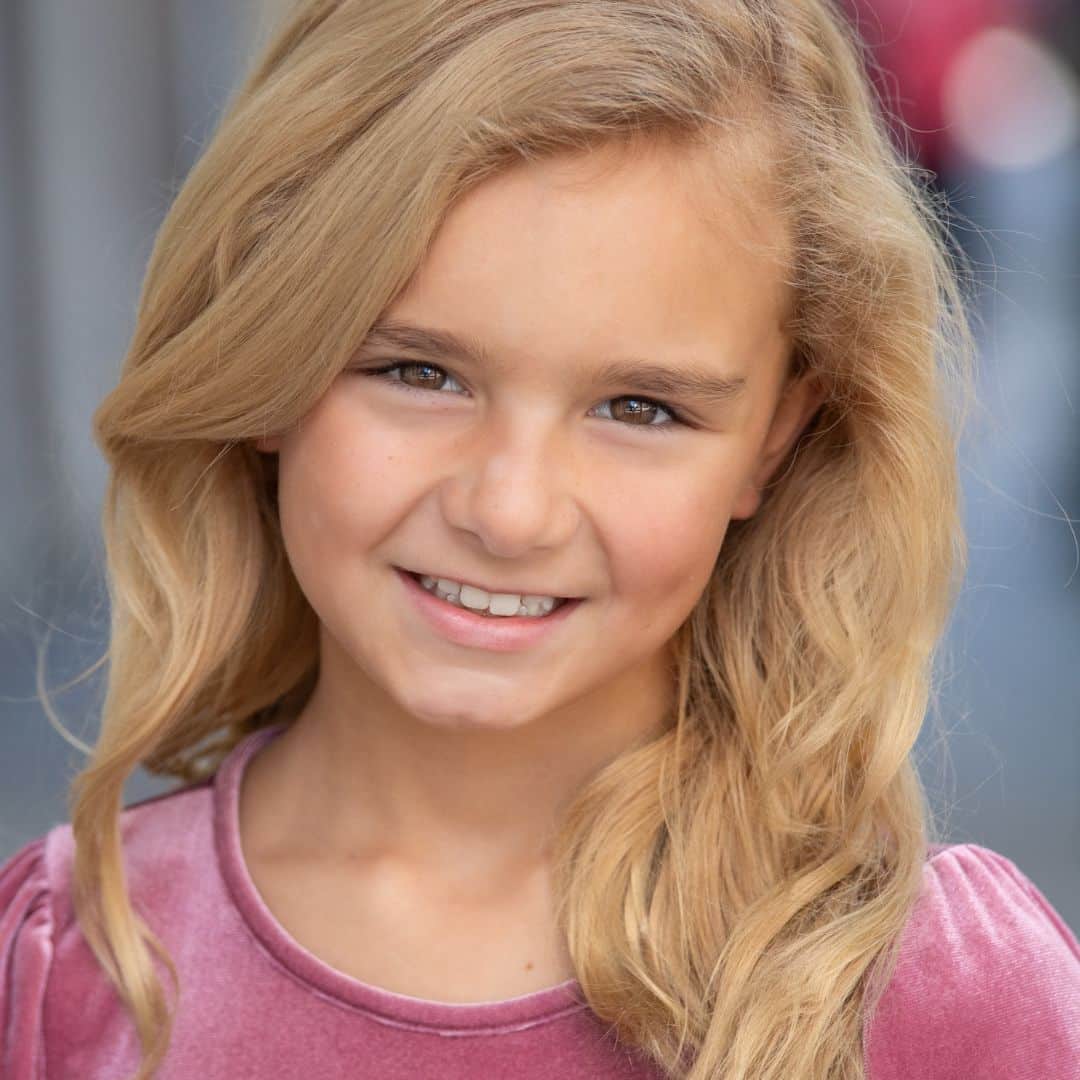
[72,1,974,1076]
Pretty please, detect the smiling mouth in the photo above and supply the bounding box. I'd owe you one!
[398,567,575,603]
[395,568,582,620]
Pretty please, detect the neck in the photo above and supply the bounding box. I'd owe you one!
[241,633,674,886]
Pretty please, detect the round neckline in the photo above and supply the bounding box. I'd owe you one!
[213,721,588,1033]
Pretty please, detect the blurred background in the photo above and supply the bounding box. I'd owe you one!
[1,0,1077,926]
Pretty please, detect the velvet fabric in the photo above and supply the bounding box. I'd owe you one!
[2,723,1078,1079]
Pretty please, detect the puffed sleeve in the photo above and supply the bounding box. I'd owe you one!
[0,836,53,1080]
[865,843,1080,1080]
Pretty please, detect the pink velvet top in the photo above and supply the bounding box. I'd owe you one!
[2,722,1078,1079]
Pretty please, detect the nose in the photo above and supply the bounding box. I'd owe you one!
[439,408,581,559]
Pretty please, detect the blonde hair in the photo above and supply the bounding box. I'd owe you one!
[69,1,974,1076]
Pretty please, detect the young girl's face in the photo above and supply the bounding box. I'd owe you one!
[259,140,822,735]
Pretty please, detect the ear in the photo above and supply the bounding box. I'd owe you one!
[730,372,826,521]
[254,436,282,454]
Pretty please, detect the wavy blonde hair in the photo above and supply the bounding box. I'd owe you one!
[68,1,974,1076]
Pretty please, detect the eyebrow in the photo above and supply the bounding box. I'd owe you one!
[362,318,748,406]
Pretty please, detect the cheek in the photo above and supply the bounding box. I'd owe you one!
[274,393,417,579]
[603,467,736,610]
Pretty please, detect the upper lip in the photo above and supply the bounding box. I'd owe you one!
[399,566,578,600]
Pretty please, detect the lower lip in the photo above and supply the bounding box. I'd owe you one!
[394,567,584,653]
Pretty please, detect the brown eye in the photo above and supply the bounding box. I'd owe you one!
[589,394,684,432]
[359,360,468,396]
[397,362,448,390]
[609,398,660,425]
[362,361,686,434]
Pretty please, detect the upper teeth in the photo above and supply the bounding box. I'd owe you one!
[419,575,560,617]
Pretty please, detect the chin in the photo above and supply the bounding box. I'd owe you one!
[409,706,539,734]
[392,680,545,733]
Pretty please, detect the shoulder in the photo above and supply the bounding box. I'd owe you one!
[0,780,216,1069]
[865,842,1080,1080]
[1,824,71,979]
[0,776,216,926]
[0,828,58,1074]
[2,780,216,923]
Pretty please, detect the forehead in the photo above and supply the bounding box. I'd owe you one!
[386,134,792,379]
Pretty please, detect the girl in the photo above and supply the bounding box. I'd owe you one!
[2,1,1078,1077]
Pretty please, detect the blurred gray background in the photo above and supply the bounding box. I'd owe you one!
[1,1,1078,928]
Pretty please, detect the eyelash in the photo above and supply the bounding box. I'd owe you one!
[357,360,689,434]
